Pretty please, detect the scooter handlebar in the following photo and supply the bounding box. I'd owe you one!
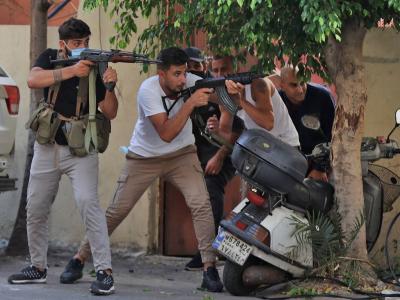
[393,148,400,154]
[309,138,399,165]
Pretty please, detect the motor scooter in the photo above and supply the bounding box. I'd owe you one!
[212,109,400,296]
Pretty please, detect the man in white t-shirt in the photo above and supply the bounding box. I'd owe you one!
[59,47,223,293]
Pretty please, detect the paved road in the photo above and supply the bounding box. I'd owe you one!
[0,253,255,300]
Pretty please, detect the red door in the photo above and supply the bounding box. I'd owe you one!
[162,176,242,256]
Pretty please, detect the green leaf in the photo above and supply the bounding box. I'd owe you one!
[174,20,181,28]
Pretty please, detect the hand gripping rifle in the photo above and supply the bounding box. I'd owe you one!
[176,72,266,115]
[51,48,161,91]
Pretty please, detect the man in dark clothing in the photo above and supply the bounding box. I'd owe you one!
[279,66,335,181]
[183,47,244,270]
[8,18,118,295]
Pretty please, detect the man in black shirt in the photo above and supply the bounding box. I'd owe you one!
[183,48,244,270]
[279,66,335,181]
[8,18,118,295]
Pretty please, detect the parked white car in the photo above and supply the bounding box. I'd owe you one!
[0,66,19,191]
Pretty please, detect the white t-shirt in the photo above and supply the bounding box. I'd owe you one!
[237,84,300,147]
[128,73,201,157]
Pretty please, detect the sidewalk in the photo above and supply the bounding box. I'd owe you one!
[0,252,255,300]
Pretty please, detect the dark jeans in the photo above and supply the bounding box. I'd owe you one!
[202,158,236,234]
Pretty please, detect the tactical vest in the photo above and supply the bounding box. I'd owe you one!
[26,67,111,157]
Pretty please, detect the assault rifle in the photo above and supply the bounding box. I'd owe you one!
[171,72,266,115]
[162,71,265,150]
[51,48,161,91]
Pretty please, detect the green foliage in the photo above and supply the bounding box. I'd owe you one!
[83,0,400,80]
[287,210,342,267]
[287,209,365,274]
[287,286,318,297]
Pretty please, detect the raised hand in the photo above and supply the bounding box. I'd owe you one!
[206,114,219,133]
[225,80,244,105]
[102,67,118,84]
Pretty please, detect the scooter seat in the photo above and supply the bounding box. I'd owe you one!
[302,178,334,213]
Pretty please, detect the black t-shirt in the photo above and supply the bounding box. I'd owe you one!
[280,83,335,155]
[193,103,244,165]
[33,48,106,145]
[187,71,244,164]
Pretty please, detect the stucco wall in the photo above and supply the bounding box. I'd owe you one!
[363,28,400,263]
[0,25,59,242]
[364,29,400,139]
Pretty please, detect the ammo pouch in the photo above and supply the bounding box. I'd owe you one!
[64,113,111,157]
[26,60,63,145]
[25,101,61,145]
[25,100,47,132]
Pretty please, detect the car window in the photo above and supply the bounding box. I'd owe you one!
[0,67,8,77]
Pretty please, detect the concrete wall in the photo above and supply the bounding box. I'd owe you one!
[0,25,59,243]
[363,28,400,265]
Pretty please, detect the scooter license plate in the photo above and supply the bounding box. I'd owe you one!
[213,230,252,266]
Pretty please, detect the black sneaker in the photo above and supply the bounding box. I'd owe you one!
[90,270,115,295]
[185,252,203,271]
[60,258,84,284]
[201,266,223,292]
[8,265,47,284]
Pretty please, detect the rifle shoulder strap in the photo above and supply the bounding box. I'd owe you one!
[75,76,89,117]
[47,65,63,107]
[84,68,98,153]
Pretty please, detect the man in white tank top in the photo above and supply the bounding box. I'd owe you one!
[209,56,299,147]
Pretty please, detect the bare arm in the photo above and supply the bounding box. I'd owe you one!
[98,67,118,120]
[149,88,211,143]
[27,60,94,89]
[241,78,274,130]
[98,91,118,120]
[218,106,235,141]
[204,112,241,175]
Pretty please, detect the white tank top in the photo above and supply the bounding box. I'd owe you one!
[237,85,300,147]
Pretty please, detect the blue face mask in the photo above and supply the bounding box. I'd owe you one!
[70,48,87,58]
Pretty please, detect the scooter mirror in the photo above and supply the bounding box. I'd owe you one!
[386,109,400,142]
[301,115,321,131]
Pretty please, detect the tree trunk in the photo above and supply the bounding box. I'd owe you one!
[324,19,368,261]
[6,0,51,256]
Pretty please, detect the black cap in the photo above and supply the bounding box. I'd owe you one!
[184,47,204,63]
